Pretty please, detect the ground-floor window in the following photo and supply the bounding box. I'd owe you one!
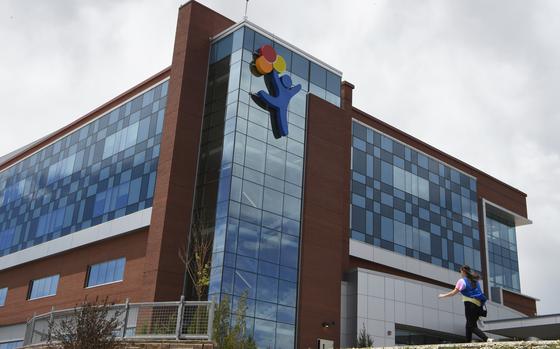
[395,325,464,345]
[0,340,24,349]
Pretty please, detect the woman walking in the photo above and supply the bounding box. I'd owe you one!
[438,265,493,343]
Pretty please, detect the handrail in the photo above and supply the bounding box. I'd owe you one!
[23,299,214,346]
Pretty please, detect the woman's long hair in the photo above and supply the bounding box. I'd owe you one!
[460,265,480,288]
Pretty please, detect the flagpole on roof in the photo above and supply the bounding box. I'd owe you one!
[243,0,249,21]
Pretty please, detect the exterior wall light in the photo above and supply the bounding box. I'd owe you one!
[322,321,335,328]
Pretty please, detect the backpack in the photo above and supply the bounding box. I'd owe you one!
[461,277,488,306]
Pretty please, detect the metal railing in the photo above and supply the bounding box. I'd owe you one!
[23,297,214,346]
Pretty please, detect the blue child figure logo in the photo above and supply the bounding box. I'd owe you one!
[255,71,301,138]
[252,45,301,138]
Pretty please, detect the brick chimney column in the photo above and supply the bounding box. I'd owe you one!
[341,81,354,110]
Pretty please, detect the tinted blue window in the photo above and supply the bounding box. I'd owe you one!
[0,229,14,250]
[276,323,294,349]
[234,270,257,299]
[0,81,167,257]
[0,287,7,306]
[276,305,295,325]
[232,28,244,52]
[238,221,260,258]
[381,217,393,241]
[87,257,126,287]
[278,280,296,307]
[280,234,298,268]
[291,52,309,79]
[351,121,480,274]
[254,319,276,349]
[0,340,24,349]
[243,28,255,51]
[257,275,279,302]
[326,71,341,96]
[381,161,393,185]
[214,34,233,63]
[260,229,281,263]
[309,62,326,89]
[487,213,520,292]
[29,274,59,300]
[253,32,273,52]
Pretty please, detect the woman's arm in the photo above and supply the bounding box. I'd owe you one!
[438,288,460,299]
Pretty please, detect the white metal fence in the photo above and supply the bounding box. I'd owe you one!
[23,297,214,346]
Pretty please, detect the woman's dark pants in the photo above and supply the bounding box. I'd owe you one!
[464,301,488,342]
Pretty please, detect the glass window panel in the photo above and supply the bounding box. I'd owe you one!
[255,300,277,320]
[394,221,406,247]
[243,27,255,51]
[309,62,326,89]
[254,319,276,349]
[263,188,283,216]
[326,70,341,96]
[87,257,126,287]
[276,305,295,325]
[417,177,429,201]
[241,180,263,209]
[29,274,59,299]
[486,214,519,291]
[282,218,300,236]
[256,275,279,302]
[282,195,301,221]
[233,270,256,299]
[381,217,393,242]
[245,137,266,172]
[280,234,299,268]
[266,146,286,180]
[0,287,7,306]
[260,228,281,264]
[237,221,260,258]
[453,242,464,265]
[276,323,295,349]
[419,230,431,254]
[253,32,273,52]
[291,52,309,79]
[381,161,393,185]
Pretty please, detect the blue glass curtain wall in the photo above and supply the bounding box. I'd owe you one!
[197,26,342,349]
[486,212,520,292]
[350,121,482,274]
[0,81,168,256]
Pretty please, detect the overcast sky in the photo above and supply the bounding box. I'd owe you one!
[1,0,558,315]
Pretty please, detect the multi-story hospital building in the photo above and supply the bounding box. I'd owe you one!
[1,2,554,348]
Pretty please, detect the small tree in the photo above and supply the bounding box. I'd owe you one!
[356,322,373,348]
[47,298,122,349]
[180,212,213,301]
[213,293,257,349]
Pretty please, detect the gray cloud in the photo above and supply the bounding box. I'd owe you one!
[1,0,558,314]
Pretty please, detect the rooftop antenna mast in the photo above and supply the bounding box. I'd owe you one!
[243,0,249,21]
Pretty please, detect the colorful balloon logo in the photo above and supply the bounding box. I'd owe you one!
[255,44,286,75]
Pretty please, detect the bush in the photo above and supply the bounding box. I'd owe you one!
[47,298,122,349]
[213,293,257,349]
[356,322,373,348]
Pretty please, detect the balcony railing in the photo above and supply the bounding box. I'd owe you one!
[23,297,214,346]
